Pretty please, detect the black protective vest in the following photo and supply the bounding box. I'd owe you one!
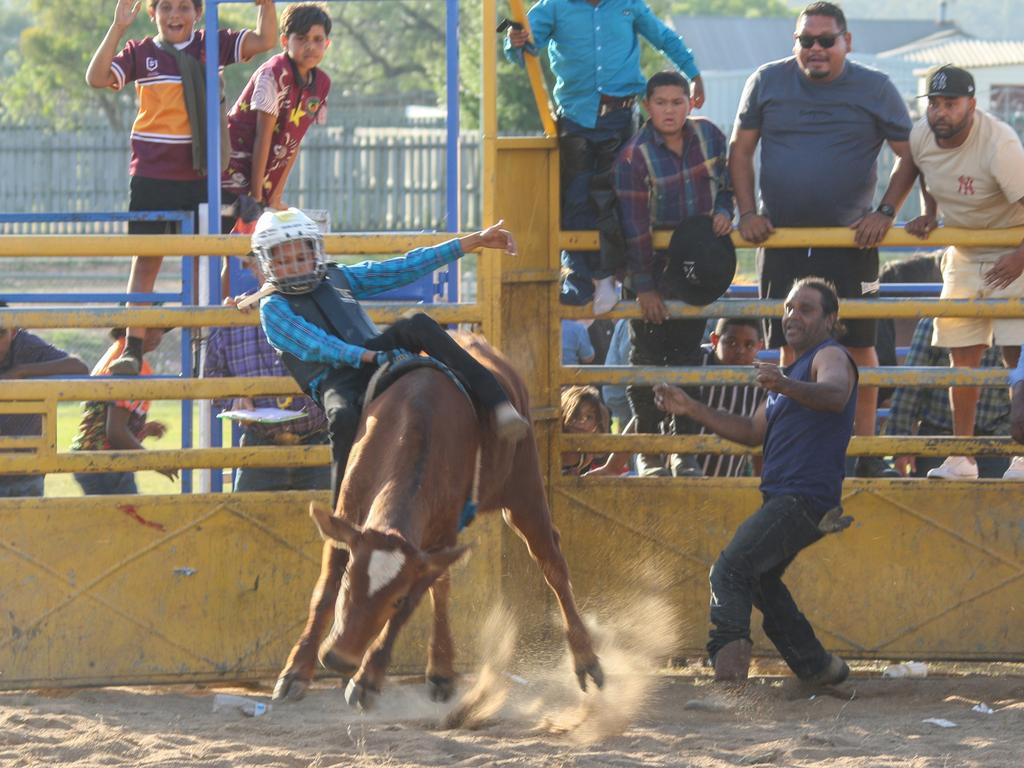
[278,265,380,395]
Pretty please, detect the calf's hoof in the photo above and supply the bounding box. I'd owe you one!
[576,659,605,692]
[272,673,310,702]
[345,678,379,711]
[427,675,455,702]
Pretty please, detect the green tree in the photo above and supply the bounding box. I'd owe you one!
[0,0,271,130]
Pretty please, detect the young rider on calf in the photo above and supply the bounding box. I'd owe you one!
[247,208,529,504]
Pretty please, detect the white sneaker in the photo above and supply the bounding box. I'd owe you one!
[1003,456,1024,480]
[926,455,979,480]
[592,277,618,315]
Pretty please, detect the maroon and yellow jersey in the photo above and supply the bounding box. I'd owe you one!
[110,29,248,181]
[223,52,330,200]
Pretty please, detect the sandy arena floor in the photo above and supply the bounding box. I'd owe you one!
[1,662,1022,768]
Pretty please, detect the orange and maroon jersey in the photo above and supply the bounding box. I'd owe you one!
[222,52,330,200]
[110,29,248,181]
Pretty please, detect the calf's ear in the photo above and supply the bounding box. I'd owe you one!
[419,544,471,577]
[309,502,362,548]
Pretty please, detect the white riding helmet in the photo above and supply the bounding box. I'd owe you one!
[251,208,327,294]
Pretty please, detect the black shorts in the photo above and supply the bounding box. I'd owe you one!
[128,176,208,235]
[760,246,879,349]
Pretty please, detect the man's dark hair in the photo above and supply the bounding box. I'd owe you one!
[645,70,690,100]
[801,2,847,32]
[791,276,845,338]
[281,2,332,38]
[714,317,763,338]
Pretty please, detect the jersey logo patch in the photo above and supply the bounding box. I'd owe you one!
[146,57,159,71]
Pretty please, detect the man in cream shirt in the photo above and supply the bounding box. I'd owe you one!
[858,64,1024,479]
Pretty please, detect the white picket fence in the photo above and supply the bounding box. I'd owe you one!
[0,126,482,234]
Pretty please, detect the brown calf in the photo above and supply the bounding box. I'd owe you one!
[273,334,603,708]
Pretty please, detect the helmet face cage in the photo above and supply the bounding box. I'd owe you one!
[251,208,327,294]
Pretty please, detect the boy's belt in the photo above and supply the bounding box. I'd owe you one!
[599,94,636,116]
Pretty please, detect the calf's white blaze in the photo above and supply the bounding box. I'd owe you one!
[366,549,406,597]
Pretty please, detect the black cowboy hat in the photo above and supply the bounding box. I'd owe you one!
[661,216,736,306]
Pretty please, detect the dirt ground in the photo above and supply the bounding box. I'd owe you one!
[1,661,1022,768]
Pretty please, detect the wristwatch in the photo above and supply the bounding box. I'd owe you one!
[876,203,896,218]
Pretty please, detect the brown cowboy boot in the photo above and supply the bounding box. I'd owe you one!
[713,639,753,682]
[800,653,850,686]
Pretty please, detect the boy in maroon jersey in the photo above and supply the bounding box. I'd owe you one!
[86,0,278,375]
[223,3,332,218]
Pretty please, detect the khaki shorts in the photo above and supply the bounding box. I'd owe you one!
[932,247,1024,348]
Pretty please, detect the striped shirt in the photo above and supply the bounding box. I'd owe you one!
[109,29,248,180]
[696,345,765,477]
[259,240,464,394]
[614,118,733,294]
[203,323,326,440]
[882,317,1009,437]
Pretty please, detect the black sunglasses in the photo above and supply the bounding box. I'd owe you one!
[797,34,840,49]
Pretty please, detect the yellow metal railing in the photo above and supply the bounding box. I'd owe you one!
[552,226,1024,463]
[0,232,488,481]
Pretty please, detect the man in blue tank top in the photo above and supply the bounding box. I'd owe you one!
[655,277,858,685]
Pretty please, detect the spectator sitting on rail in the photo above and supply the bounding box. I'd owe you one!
[86,0,279,376]
[688,318,766,478]
[69,327,177,495]
[614,69,734,478]
[204,254,330,493]
[560,385,629,477]
[859,65,1024,480]
[883,317,1010,478]
[241,208,529,506]
[0,303,90,498]
[220,1,333,298]
[505,0,705,314]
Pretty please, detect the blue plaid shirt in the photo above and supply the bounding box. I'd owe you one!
[203,323,327,439]
[503,0,699,129]
[882,317,1010,437]
[614,117,733,294]
[259,240,463,396]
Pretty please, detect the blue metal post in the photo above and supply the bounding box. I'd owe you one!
[445,0,461,301]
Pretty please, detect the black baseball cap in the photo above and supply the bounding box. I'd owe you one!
[921,65,975,98]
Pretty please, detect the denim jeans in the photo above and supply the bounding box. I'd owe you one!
[707,494,831,679]
[0,474,45,497]
[234,431,331,493]
[75,471,138,495]
[559,108,635,304]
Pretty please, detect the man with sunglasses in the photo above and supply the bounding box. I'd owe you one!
[0,303,89,497]
[729,1,912,478]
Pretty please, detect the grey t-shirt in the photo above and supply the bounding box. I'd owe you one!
[736,57,911,227]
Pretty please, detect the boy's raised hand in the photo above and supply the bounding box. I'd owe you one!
[113,0,141,31]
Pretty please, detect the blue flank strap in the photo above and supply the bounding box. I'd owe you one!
[458,500,478,532]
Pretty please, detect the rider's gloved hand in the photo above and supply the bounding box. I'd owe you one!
[374,348,415,367]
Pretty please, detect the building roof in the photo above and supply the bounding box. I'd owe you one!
[881,37,1024,69]
[671,15,964,73]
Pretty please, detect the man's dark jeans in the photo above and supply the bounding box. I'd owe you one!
[559,108,635,304]
[233,431,331,493]
[707,494,831,679]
